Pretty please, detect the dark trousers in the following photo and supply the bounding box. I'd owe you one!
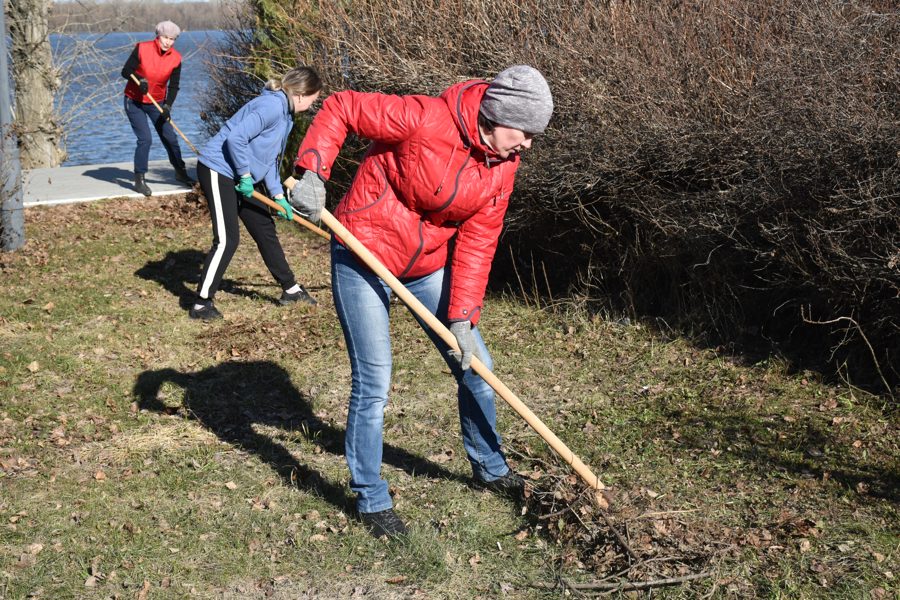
[124,97,185,174]
[195,162,296,301]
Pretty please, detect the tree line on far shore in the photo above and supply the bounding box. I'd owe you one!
[49,0,237,33]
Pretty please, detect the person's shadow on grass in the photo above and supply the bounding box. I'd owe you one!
[135,248,279,310]
[132,360,468,514]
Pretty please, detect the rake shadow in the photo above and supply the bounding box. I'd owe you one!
[132,360,468,514]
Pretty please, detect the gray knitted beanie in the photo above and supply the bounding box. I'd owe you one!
[155,21,181,38]
[480,65,553,134]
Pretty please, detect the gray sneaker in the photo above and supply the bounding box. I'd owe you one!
[278,286,317,306]
[189,301,222,321]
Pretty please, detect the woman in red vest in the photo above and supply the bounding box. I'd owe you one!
[121,20,194,196]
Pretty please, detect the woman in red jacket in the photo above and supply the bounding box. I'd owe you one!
[121,20,194,196]
[289,65,553,538]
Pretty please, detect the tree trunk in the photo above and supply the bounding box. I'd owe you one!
[6,0,65,168]
[1,1,25,251]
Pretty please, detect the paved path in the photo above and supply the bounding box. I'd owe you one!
[23,158,198,207]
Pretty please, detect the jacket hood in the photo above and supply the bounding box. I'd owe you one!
[259,88,291,113]
[260,87,291,115]
[440,79,501,160]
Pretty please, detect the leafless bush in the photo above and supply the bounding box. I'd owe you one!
[217,0,899,393]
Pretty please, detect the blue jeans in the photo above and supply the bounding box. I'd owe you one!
[124,97,185,174]
[331,240,510,513]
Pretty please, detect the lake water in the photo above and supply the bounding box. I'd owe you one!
[51,30,226,166]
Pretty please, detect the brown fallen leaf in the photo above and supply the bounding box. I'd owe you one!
[385,576,406,584]
[427,449,454,464]
[26,361,39,373]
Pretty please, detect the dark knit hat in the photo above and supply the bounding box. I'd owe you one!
[479,65,554,134]
[155,21,181,38]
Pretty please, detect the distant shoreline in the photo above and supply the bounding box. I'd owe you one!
[50,0,238,33]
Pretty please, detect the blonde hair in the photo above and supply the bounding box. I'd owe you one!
[265,67,322,98]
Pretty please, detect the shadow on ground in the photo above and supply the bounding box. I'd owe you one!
[132,360,469,514]
[82,166,135,191]
[659,399,899,503]
[135,248,281,310]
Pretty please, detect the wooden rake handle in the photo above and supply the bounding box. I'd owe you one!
[250,189,331,240]
[129,73,199,155]
[283,176,608,507]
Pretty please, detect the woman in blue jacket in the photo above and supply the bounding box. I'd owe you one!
[191,67,322,320]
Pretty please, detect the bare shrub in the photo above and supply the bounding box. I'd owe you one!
[215,0,899,394]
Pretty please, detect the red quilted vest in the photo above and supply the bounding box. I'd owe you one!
[124,39,181,103]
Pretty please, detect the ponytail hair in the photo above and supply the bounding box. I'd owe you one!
[265,66,322,98]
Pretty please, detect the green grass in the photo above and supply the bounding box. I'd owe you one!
[0,195,897,599]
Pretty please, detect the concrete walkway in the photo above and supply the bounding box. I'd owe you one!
[23,158,198,207]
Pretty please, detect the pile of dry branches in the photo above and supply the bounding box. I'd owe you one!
[207,0,899,394]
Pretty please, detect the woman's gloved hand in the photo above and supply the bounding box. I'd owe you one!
[449,320,479,370]
[274,196,293,220]
[234,174,254,198]
[288,170,326,223]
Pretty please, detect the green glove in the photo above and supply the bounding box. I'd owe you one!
[234,174,254,198]
[274,196,293,220]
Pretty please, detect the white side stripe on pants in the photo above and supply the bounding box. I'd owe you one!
[199,170,226,299]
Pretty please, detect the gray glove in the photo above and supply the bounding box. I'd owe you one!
[449,320,480,371]
[288,170,326,223]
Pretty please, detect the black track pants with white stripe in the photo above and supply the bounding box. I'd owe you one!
[195,162,297,301]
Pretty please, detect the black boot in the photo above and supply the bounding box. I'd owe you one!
[174,167,196,186]
[134,173,152,196]
[359,508,408,539]
[475,470,526,501]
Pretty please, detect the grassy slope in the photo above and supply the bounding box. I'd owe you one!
[0,195,897,599]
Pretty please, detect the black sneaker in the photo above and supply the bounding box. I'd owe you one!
[174,168,196,186]
[134,173,152,196]
[189,301,223,321]
[278,286,317,306]
[476,470,526,500]
[359,508,408,539]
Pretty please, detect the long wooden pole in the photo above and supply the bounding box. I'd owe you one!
[130,73,199,154]
[248,190,331,241]
[284,176,608,508]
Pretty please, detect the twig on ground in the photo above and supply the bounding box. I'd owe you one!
[533,571,713,593]
[598,510,641,563]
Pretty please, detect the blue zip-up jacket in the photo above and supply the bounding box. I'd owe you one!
[199,88,293,198]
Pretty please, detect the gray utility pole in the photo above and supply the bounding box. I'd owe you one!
[1,1,25,252]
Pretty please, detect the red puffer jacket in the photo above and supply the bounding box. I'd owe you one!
[294,81,519,325]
